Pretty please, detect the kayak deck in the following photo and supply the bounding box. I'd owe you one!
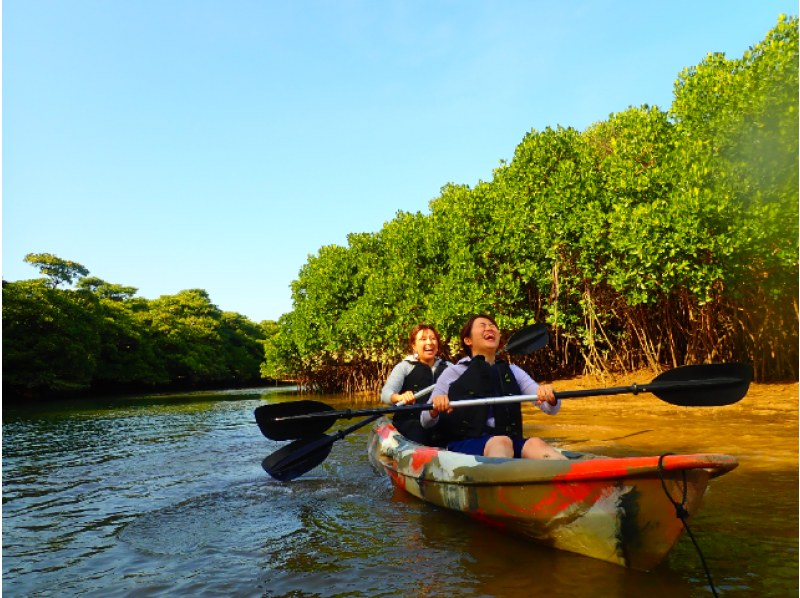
[367,420,737,570]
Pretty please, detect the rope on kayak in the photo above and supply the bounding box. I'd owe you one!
[658,453,719,598]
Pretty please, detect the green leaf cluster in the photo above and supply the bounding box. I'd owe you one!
[3,260,268,399]
[266,16,798,387]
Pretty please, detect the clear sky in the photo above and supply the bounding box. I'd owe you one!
[3,1,796,323]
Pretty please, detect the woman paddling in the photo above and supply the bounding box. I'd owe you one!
[380,323,451,445]
[421,314,566,459]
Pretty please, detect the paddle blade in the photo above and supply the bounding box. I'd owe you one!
[254,400,337,440]
[262,435,334,482]
[650,363,754,407]
[504,323,549,355]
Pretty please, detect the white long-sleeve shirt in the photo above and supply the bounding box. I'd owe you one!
[420,357,560,428]
[380,357,449,404]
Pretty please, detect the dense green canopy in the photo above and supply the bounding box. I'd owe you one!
[3,260,269,398]
[5,17,796,397]
[262,16,798,391]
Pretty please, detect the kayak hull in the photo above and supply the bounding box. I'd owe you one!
[367,420,737,571]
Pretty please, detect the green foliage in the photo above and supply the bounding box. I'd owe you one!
[668,14,799,377]
[219,311,268,382]
[3,270,267,398]
[261,312,302,381]
[76,276,138,301]
[23,253,90,288]
[132,289,263,384]
[3,280,101,392]
[8,18,796,393]
[90,297,169,386]
[268,16,798,387]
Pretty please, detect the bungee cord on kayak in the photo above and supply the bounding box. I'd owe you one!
[659,452,720,598]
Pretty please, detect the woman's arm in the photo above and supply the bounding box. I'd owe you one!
[380,361,414,404]
[420,364,462,427]
[511,365,561,415]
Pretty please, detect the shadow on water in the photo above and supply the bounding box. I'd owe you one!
[378,488,697,598]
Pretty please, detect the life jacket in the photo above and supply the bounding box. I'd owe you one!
[393,359,448,444]
[439,355,523,440]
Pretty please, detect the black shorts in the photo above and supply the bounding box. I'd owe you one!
[447,434,527,457]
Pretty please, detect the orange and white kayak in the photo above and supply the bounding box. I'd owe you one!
[367,420,737,571]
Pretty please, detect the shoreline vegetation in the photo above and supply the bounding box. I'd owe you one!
[261,17,798,393]
[2,377,299,404]
[4,17,798,401]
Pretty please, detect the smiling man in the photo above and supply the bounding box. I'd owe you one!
[421,314,566,459]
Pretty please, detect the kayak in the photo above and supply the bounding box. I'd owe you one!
[367,420,738,571]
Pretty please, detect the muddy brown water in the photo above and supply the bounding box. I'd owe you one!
[2,376,797,597]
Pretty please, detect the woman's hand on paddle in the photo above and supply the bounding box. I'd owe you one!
[393,391,416,405]
[536,384,557,406]
[430,394,452,417]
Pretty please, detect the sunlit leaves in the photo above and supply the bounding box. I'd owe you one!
[23,253,90,289]
[3,280,101,391]
[3,273,267,397]
[271,17,797,386]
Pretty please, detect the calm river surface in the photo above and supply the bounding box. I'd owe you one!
[2,382,797,597]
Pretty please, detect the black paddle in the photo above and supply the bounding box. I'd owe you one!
[257,362,753,442]
[261,387,433,482]
[255,323,549,441]
[262,414,384,482]
[502,322,549,356]
[260,362,753,481]
[554,362,753,407]
[255,385,434,442]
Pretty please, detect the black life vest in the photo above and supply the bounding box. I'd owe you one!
[393,359,448,444]
[439,355,523,440]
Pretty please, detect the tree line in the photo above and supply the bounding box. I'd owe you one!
[4,17,797,399]
[3,253,270,399]
[261,16,798,391]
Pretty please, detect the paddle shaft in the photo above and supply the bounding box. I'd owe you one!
[324,412,384,440]
[276,383,434,432]
[273,374,747,423]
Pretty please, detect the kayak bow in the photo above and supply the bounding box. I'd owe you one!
[367,420,737,571]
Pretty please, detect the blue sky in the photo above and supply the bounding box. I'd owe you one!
[3,1,796,323]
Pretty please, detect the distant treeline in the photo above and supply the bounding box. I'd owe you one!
[261,16,798,391]
[3,253,272,399]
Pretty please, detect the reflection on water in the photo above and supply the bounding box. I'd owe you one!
[2,384,797,597]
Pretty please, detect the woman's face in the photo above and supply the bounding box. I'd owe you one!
[464,317,500,356]
[413,328,439,365]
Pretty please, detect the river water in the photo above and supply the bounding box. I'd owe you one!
[2,381,797,597]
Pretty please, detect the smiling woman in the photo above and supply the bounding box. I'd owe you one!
[422,314,567,460]
[380,323,451,444]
